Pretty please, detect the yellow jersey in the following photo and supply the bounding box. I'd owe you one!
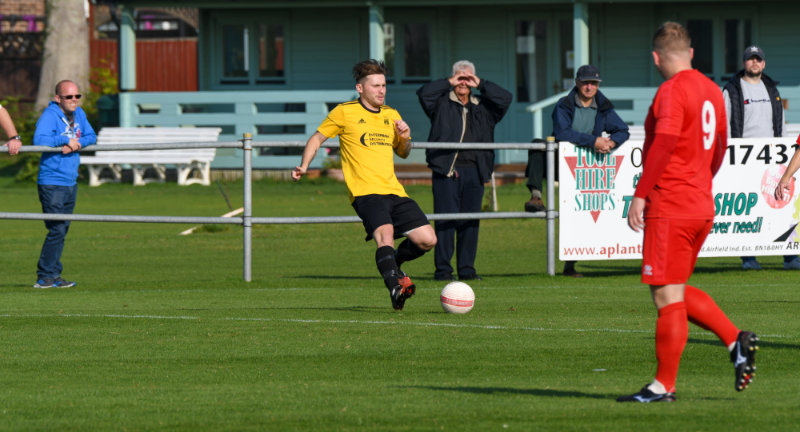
[317,100,409,202]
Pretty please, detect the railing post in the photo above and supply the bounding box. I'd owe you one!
[546,136,556,276]
[243,133,253,282]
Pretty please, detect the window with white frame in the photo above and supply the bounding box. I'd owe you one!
[383,18,432,84]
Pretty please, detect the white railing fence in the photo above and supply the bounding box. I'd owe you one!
[1,138,559,280]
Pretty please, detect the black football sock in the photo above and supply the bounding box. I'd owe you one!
[376,246,398,279]
[395,239,426,268]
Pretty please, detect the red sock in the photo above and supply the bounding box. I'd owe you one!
[654,302,688,393]
[684,285,739,346]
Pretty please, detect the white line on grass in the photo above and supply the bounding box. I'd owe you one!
[31,281,791,295]
[0,313,201,320]
[0,313,793,339]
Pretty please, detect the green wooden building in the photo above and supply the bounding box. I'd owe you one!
[109,0,800,169]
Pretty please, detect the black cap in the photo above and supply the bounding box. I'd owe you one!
[576,65,602,82]
[743,45,765,62]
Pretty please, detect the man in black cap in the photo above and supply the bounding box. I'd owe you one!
[722,46,800,271]
[524,64,629,276]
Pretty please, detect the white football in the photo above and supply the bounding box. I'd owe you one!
[440,281,475,314]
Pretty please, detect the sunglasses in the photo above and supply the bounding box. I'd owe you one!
[59,94,82,100]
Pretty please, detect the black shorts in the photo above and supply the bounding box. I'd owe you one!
[351,194,430,241]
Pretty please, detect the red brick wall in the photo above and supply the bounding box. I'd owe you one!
[0,0,45,32]
[0,0,45,101]
[2,1,198,97]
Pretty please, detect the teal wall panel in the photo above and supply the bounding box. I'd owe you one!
[441,9,520,144]
[289,7,365,89]
[595,4,655,87]
[125,1,800,168]
[754,5,799,87]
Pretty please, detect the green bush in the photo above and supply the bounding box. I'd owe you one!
[84,56,119,127]
[1,59,119,182]
[0,97,40,181]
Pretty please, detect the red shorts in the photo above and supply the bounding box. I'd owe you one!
[641,218,712,285]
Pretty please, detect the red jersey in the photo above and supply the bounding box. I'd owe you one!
[637,69,728,219]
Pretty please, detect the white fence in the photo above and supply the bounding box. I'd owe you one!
[1,138,560,280]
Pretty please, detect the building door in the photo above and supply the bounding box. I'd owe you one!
[500,12,572,162]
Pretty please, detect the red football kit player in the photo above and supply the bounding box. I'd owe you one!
[636,67,727,284]
[619,22,758,403]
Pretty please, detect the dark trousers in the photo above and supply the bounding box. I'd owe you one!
[37,184,77,279]
[525,147,559,193]
[432,165,483,279]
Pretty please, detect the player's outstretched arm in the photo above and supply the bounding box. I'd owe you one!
[776,146,800,201]
[292,131,327,181]
[0,107,21,155]
[393,120,412,159]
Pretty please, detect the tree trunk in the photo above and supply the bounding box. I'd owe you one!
[35,0,90,111]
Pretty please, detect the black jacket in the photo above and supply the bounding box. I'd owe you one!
[723,70,783,138]
[417,78,512,183]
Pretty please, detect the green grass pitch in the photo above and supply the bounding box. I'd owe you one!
[0,174,798,431]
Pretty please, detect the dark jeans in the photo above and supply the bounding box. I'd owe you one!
[37,184,77,279]
[742,256,797,263]
[432,165,483,279]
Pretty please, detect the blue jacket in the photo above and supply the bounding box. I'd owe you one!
[34,101,97,186]
[551,88,629,148]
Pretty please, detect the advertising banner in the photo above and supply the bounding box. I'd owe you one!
[558,138,800,260]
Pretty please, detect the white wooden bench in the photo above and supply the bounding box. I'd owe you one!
[81,127,221,186]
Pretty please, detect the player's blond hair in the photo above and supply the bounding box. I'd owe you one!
[352,59,386,84]
[652,21,691,55]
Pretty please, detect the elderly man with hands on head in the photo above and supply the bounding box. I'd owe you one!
[417,60,512,282]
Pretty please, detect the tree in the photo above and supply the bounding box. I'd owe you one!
[36,0,90,110]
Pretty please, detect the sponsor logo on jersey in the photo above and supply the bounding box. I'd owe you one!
[359,132,393,147]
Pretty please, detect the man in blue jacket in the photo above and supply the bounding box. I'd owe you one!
[417,60,512,281]
[525,65,629,276]
[32,79,96,288]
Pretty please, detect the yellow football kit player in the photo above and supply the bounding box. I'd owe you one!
[317,100,408,202]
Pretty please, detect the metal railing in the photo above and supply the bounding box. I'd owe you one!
[0,138,559,279]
